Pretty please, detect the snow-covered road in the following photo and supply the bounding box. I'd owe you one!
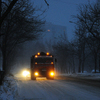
[16,77,100,100]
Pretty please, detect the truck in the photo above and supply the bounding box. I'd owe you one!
[31,52,55,80]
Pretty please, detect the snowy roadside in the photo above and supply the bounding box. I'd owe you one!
[0,73,100,100]
[0,75,18,100]
[57,73,100,80]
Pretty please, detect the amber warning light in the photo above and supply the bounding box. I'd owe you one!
[51,62,53,64]
[46,52,49,55]
[35,55,38,58]
[37,52,40,55]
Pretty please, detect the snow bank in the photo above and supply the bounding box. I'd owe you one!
[0,76,18,100]
[58,73,100,80]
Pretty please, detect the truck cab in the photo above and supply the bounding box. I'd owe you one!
[31,52,55,80]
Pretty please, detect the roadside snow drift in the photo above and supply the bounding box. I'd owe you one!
[0,76,18,100]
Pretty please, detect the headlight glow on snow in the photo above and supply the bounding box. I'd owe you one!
[23,70,30,77]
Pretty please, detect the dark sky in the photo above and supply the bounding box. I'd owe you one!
[32,0,96,41]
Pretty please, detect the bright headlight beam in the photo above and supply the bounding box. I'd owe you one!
[35,72,38,76]
[23,71,30,77]
[50,72,54,76]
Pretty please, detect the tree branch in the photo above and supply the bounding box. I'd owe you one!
[44,0,49,6]
[0,0,18,27]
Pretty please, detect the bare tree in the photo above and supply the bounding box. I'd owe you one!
[52,32,76,73]
[73,1,100,73]
[74,23,87,73]
[74,2,100,40]
[0,0,49,29]
[0,0,45,74]
[0,0,18,28]
[0,0,49,85]
[86,36,100,73]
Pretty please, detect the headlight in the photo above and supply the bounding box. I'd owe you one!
[50,72,54,76]
[35,72,38,76]
[23,70,30,77]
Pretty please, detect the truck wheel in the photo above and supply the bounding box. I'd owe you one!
[33,77,36,80]
[31,76,36,80]
[31,72,36,80]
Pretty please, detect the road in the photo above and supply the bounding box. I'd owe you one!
[16,77,100,100]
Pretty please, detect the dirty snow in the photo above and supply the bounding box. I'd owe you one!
[0,76,18,100]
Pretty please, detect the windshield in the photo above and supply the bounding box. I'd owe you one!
[35,57,53,64]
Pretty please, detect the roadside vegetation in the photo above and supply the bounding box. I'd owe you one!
[0,0,99,85]
[52,1,100,74]
[0,0,47,85]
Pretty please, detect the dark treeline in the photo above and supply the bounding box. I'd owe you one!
[16,1,100,74]
[0,0,46,85]
[52,1,100,74]
[0,0,45,73]
[0,0,99,85]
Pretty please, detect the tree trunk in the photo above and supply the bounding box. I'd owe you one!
[99,53,100,73]
[78,55,81,73]
[78,60,81,73]
[82,51,85,73]
[0,46,7,85]
[82,59,85,73]
[0,0,18,27]
[72,55,75,73]
[78,43,82,73]
[82,43,85,73]
[2,52,6,72]
[94,53,97,73]
[0,71,4,85]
